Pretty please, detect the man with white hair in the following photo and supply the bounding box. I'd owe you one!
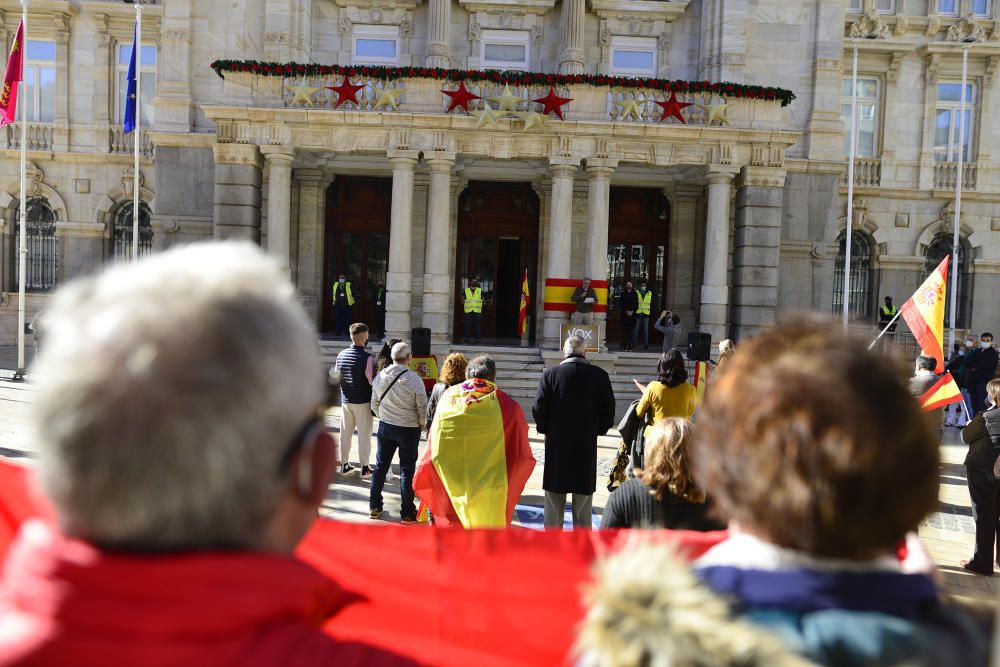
[370,341,428,523]
[0,242,414,666]
[533,335,616,529]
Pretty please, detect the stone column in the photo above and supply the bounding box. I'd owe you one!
[156,0,194,133]
[261,146,295,276]
[422,154,456,342]
[699,166,738,342]
[585,158,616,336]
[425,0,453,68]
[213,143,263,242]
[53,14,70,152]
[295,168,327,326]
[387,150,420,340]
[558,0,585,75]
[543,158,578,347]
[731,166,786,340]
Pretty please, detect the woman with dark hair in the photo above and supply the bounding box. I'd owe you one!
[635,350,697,436]
[374,338,402,375]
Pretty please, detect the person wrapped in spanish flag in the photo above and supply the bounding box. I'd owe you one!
[413,354,535,528]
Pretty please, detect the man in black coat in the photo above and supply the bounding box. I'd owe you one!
[533,334,616,530]
[618,281,639,352]
[968,332,999,416]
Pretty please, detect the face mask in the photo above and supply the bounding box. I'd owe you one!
[339,279,345,284]
[959,350,966,356]
[967,340,975,347]
[983,341,993,349]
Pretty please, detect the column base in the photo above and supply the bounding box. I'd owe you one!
[542,312,567,349]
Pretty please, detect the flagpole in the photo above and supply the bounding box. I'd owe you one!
[15,0,28,381]
[132,3,141,262]
[843,40,859,333]
[867,308,903,351]
[948,45,969,356]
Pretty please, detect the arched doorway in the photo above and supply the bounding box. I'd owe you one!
[832,230,874,320]
[323,176,391,335]
[454,181,539,345]
[606,187,670,347]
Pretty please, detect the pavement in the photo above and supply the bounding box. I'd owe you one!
[0,366,995,608]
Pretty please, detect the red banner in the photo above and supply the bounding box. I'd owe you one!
[0,20,23,127]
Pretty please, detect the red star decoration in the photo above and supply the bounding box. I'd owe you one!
[654,92,693,124]
[532,87,573,121]
[327,77,364,109]
[441,81,481,114]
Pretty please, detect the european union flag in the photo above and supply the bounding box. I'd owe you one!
[123,23,138,134]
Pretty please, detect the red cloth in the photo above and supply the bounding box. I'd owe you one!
[0,460,727,666]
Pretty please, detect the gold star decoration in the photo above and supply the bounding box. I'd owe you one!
[287,84,324,108]
[515,110,546,131]
[470,106,502,129]
[489,84,523,113]
[615,97,645,121]
[373,86,404,111]
[699,101,731,126]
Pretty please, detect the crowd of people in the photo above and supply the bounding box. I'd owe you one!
[0,241,995,667]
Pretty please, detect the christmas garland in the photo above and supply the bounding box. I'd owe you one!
[209,60,796,107]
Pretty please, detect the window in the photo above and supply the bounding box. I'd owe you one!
[938,0,958,14]
[935,82,976,162]
[609,37,657,78]
[832,231,873,319]
[112,201,153,261]
[12,198,57,292]
[972,0,992,16]
[847,0,894,12]
[352,25,399,66]
[23,41,55,123]
[117,43,157,127]
[840,77,880,158]
[925,233,969,327]
[481,30,529,72]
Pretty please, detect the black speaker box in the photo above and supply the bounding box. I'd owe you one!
[687,332,712,362]
[411,327,432,356]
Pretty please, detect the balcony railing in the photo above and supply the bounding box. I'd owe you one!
[217,72,788,131]
[109,127,154,158]
[4,123,54,151]
[934,162,977,190]
[841,157,881,188]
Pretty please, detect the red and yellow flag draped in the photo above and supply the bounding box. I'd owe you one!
[414,378,535,528]
[518,268,529,337]
[920,371,964,412]
[693,361,710,406]
[901,256,949,372]
[0,21,24,128]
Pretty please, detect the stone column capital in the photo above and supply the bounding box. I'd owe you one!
[585,158,618,176]
[705,164,740,184]
[388,150,420,168]
[213,143,263,170]
[260,145,296,166]
[548,158,579,179]
[294,167,326,183]
[425,153,457,171]
[736,166,786,189]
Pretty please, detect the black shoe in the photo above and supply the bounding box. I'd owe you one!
[961,560,993,575]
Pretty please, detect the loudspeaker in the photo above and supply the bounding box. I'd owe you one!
[411,327,432,356]
[687,332,712,362]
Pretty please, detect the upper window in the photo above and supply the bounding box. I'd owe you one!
[935,82,976,162]
[13,197,57,293]
[937,0,958,14]
[972,0,992,16]
[117,44,157,128]
[609,37,657,78]
[847,0,894,12]
[481,30,529,72]
[23,41,55,123]
[841,77,880,158]
[352,25,400,66]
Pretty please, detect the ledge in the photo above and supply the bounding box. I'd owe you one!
[588,0,690,22]
[458,0,556,13]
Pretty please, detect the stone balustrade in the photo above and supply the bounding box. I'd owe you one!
[4,123,54,152]
[219,71,788,131]
[934,161,977,191]
[108,127,154,158]
[841,157,881,188]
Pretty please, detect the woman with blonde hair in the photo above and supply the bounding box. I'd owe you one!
[425,352,468,430]
[601,418,721,530]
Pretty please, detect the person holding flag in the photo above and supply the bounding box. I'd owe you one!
[881,256,949,372]
[910,355,945,441]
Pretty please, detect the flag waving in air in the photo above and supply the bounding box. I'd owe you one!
[901,256,949,372]
[123,22,138,133]
[919,371,964,413]
[518,268,529,337]
[0,20,24,127]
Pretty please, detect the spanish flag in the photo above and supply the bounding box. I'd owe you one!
[543,279,609,313]
[693,361,709,406]
[901,256,949,373]
[518,268,529,337]
[919,371,964,412]
[413,378,535,528]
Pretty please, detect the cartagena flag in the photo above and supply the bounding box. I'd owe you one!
[518,268,529,337]
[693,361,709,406]
[920,371,964,412]
[0,20,24,127]
[413,378,535,528]
[901,256,948,373]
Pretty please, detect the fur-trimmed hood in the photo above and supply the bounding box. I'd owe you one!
[574,542,815,667]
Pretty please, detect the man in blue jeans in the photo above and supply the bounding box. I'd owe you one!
[369,341,428,522]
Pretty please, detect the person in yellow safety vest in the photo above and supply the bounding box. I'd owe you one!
[878,296,898,333]
[332,274,356,338]
[635,281,653,351]
[463,278,483,344]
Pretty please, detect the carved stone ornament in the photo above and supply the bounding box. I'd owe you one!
[946,14,986,43]
[598,20,611,47]
[848,10,889,39]
[121,167,144,194]
[469,15,481,40]
[941,199,956,224]
[849,197,869,228]
[25,163,44,197]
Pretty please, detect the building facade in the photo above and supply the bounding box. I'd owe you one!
[0,0,998,349]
